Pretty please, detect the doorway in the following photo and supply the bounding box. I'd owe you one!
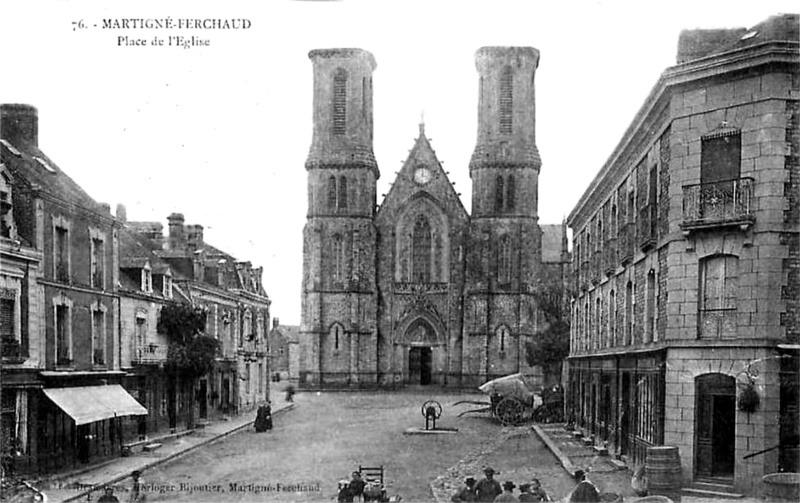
[695,374,735,479]
[409,347,432,385]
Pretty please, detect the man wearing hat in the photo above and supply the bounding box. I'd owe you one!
[475,467,502,502]
[569,469,599,503]
[493,481,519,502]
[451,476,478,501]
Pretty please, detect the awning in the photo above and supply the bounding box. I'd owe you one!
[43,385,147,426]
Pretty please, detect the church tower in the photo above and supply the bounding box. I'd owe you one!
[300,49,379,387]
[464,47,543,384]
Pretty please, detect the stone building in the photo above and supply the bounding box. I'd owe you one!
[565,14,799,496]
[125,213,271,422]
[1,104,146,473]
[299,47,568,389]
[268,318,298,381]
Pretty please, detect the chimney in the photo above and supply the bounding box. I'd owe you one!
[186,224,204,251]
[99,202,111,214]
[1,104,39,147]
[167,213,185,250]
[273,318,279,330]
[116,204,127,223]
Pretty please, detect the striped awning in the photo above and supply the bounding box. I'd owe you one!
[43,385,147,425]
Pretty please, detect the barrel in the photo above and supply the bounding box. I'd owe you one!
[762,473,800,501]
[645,446,682,490]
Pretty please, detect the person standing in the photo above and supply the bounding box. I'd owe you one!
[451,476,478,502]
[475,467,502,502]
[493,481,519,502]
[569,470,599,503]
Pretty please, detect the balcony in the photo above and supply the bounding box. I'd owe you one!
[638,204,657,251]
[681,178,755,232]
[604,238,617,276]
[133,342,168,364]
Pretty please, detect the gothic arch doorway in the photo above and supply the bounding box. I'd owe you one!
[404,317,439,386]
[695,373,735,479]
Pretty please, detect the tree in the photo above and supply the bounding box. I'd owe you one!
[525,280,571,386]
[157,303,220,429]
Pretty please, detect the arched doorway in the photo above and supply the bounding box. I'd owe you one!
[695,373,735,479]
[404,318,438,385]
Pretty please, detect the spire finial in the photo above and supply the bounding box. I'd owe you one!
[419,110,425,137]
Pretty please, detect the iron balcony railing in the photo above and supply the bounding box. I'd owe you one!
[682,178,755,230]
[133,342,168,364]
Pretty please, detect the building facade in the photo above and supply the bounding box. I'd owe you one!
[565,14,799,496]
[1,104,145,474]
[299,47,568,389]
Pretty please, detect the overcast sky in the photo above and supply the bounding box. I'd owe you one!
[2,0,796,325]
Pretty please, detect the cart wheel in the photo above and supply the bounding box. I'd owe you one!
[421,400,443,419]
[495,397,525,426]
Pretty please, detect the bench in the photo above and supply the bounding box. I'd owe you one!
[358,465,386,502]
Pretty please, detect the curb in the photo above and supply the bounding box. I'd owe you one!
[531,424,576,476]
[60,403,296,503]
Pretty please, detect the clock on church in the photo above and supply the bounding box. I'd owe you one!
[413,167,432,185]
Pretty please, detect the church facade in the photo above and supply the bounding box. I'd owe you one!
[299,47,567,389]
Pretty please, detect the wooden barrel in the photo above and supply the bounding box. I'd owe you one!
[763,473,800,501]
[645,446,682,490]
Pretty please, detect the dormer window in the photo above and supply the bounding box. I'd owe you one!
[141,265,153,293]
[163,274,172,299]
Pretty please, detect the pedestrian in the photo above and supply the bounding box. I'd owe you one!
[254,401,273,432]
[338,479,354,502]
[130,470,146,502]
[451,476,478,502]
[569,470,599,503]
[98,487,120,503]
[493,481,519,502]
[285,384,295,402]
[475,467,502,502]
[519,479,549,502]
[348,471,366,502]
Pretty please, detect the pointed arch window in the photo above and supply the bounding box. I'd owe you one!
[506,175,516,211]
[333,68,347,136]
[330,323,344,351]
[495,176,505,212]
[498,235,512,284]
[496,325,510,353]
[328,176,337,210]
[332,234,345,283]
[412,216,432,283]
[338,176,348,210]
[499,65,513,134]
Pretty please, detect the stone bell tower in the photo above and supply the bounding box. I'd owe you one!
[300,48,379,388]
[464,47,544,384]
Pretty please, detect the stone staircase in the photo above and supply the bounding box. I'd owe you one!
[683,476,745,499]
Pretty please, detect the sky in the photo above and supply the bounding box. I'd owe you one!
[1,0,797,325]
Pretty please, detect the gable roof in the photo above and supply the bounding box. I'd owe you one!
[270,324,300,343]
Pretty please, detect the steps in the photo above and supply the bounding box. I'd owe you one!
[683,477,744,499]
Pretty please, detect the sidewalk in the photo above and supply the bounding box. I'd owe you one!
[37,390,295,503]
[531,423,762,503]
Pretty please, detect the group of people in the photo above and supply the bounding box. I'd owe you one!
[451,467,550,502]
[451,467,600,503]
[338,471,384,502]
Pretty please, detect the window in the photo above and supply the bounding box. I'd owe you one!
[1,294,18,357]
[92,306,106,366]
[332,235,345,283]
[55,302,71,366]
[645,270,656,343]
[54,222,69,282]
[330,323,343,351]
[0,172,14,239]
[495,176,504,212]
[609,290,617,347]
[245,363,251,394]
[506,175,516,211]
[90,231,105,289]
[328,176,337,210]
[701,131,741,184]
[333,68,347,136]
[141,266,152,293]
[412,216,432,283]
[163,274,173,299]
[499,65,513,134]
[135,315,147,347]
[258,363,264,395]
[338,176,348,210]
[498,235,511,284]
[699,255,738,338]
[625,281,633,346]
[496,325,510,353]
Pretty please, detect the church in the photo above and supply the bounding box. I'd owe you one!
[299,47,568,389]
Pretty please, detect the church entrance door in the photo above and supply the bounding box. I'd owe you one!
[409,347,432,385]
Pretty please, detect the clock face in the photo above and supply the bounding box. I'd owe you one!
[414,167,432,185]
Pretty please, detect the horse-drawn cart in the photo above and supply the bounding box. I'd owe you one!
[454,373,542,426]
